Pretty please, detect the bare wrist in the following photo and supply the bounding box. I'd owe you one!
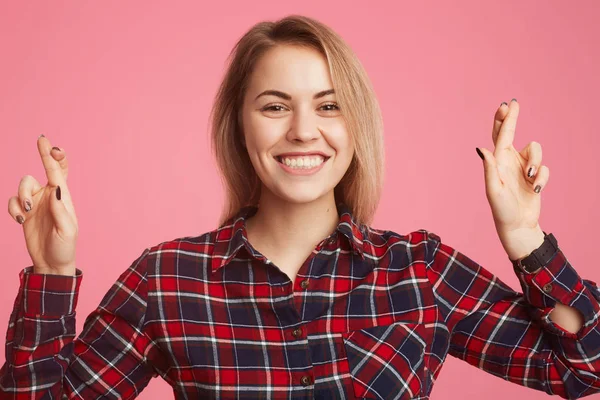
[33,265,77,276]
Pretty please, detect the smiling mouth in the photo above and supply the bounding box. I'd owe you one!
[274,156,331,164]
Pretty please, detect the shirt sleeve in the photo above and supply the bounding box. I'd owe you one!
[424,230,600,399]
[0,248,161,399]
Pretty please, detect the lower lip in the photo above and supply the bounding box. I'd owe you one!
[276,157,329,175]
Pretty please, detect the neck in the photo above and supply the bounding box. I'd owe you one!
[245,189,340,254]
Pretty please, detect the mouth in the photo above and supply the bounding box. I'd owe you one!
[274,154,331,175]
[274,155,331,164]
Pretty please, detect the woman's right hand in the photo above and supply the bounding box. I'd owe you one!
[7,135,79,276]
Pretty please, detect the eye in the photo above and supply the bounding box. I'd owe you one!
[260,103,340,113]
[320,102,340,112]
[261,104,287,112]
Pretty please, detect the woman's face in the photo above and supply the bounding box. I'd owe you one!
[241,44,354,205]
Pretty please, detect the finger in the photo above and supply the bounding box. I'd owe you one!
[477,147,503,196]
[492,102,509,146]
[495,99,520,151]
[7,196,26,225]
[18,175,43,214]
[36,137,76,218]
[532,165,549,194]
[50,146,69,181]
[49,185,77,236]
[519,141,542,181]
[37,135,66,187]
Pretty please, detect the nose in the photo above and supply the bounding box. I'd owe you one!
[287,106,321,143]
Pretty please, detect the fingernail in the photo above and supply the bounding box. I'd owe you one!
[38,134,45,139]
[534,185,542,193]
[24,200,32,212]
[476,147,484,160]
[527,166,536,178]
[16,215,24,224]
[52,146,61,152]
[511,98,517,102]
[500,102,507,106]
[56,185,61,201]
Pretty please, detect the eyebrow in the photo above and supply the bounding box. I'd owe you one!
[254,89,335,101]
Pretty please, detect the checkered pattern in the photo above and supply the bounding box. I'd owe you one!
[2,202,600,399]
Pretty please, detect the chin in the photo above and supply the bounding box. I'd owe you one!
[272,186,332,205]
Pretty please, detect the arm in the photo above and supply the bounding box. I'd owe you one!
[501,228,586,335]
[0,248,161,399]
[425,230,600,399]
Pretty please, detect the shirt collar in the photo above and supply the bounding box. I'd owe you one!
[211,202,366,274]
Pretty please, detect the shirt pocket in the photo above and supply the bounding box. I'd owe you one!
[342,322,427,400]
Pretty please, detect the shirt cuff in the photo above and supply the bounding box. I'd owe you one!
[513,246,600,339]
[20,266,83,317]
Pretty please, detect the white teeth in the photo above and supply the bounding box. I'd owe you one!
[279,155,325,169]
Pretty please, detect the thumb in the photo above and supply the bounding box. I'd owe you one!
[476,147,502,194]
[49,186,75,236]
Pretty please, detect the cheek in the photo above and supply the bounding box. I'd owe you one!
[245,117,283,150]
[327,127,353,156]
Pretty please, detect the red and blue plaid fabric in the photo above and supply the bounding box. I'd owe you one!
[2,202,600,399]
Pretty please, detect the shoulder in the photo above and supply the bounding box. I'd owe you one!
[363,225,441,247]
[362,226,443,262]
[133,229,221,275]
[101,230,223,299]
[145,230,217,256]
[144,229,218,259]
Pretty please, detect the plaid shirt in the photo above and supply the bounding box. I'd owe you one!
[2,202,600,399]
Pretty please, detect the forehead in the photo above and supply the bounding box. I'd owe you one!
[248,45,333,95]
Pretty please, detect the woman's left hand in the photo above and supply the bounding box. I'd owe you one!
[476,99,549,260]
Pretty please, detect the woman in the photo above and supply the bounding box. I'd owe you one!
[2,14,600,399]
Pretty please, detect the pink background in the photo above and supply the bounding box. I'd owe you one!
[1,1,599,398]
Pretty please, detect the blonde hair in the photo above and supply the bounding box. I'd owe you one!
[209,14,384,227]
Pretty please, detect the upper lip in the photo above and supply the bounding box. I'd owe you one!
[275,151,331,158]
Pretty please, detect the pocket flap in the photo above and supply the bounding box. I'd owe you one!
[343,323,427,399]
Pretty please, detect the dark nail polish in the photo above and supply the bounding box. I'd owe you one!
[56,185,61,201]
[52,146,61,152]
[24,200,32,212]
[511,98,517,102]
[476,147,484,160]
[500,102,507,106]
[16,215,24,224]
[38,134,45,139]
[527,167,534,178]
[534,185,541,193]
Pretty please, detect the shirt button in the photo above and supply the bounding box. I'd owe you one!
[543,283,553,293]
[300,375,312,386]
[292,328,303,338]
[300,279,309,289]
